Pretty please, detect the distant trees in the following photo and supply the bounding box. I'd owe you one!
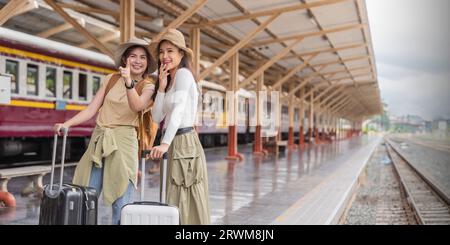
[363,102,390,133]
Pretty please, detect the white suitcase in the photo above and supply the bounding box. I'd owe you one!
[120,152,180,225]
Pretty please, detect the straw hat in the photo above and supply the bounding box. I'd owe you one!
[113,37,157,74]
[149,29,194,64]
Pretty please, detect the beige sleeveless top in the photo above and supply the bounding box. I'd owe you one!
[96,74,154,128]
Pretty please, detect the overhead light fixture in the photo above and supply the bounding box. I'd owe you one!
[150,10,164,28]
[150,17,164,28]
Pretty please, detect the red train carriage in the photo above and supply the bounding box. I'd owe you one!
[0,27,114,161]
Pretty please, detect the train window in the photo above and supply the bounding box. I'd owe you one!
[5,60,18,94]
[26,64,39,96]
[92,76,101,95]
[78,73,87,101]
[45,67,56,97]
[63,71,72,99]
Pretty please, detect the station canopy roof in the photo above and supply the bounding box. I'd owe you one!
[0,0,382,120]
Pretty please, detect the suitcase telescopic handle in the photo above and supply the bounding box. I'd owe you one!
[49,127,68,194]
[161,153,168,203]
[140,150,150,201]
[139,151,168,202]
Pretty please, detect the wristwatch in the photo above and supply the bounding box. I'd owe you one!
[125,80,136,89]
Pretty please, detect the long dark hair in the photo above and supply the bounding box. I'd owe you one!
[151,41,198,101]
[120,45,153,78]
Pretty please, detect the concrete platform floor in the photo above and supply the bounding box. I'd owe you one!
[0,135,381,225]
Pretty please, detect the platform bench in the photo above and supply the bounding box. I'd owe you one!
[0,166,51,196]
[263,139,288,155]
[277,140,288,152]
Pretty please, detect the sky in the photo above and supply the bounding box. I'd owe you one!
[366,0,450,121]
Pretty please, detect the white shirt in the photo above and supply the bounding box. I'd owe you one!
[152,68,199,145]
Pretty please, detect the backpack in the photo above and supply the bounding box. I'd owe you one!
[102,74,158,157]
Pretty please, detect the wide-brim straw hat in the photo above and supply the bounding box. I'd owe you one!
[148,29,194,65]
[113,37,157,74]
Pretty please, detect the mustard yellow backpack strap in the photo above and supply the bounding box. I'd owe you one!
[135,76,155,95]
[102,73,121,106]
[136,76,156,156]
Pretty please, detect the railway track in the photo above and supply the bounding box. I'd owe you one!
[397,136,450,153]
[385,139,450,225]
[374,146,416,224]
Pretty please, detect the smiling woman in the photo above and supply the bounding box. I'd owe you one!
[150,29,210,225]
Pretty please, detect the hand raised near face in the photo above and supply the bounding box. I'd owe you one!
[158,63,169,92]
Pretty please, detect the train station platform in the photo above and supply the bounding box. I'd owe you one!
[0,135,381,225]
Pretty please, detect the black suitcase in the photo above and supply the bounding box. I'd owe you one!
[39,128,98,225]
[39,184,83,225]
[71,184,98,225]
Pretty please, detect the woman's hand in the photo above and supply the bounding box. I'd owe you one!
[119,58,132,87]
[54,123,70,135]
[150,143,169,160]
[158,63,169,92]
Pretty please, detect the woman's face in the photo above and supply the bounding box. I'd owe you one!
[159,40,184,72]
[125,47,148,76]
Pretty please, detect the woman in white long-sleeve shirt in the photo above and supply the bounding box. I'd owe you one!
[149,29,210,225]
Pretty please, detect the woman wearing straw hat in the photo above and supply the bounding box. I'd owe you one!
[53,37,157,225]
[149,29,210,225]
